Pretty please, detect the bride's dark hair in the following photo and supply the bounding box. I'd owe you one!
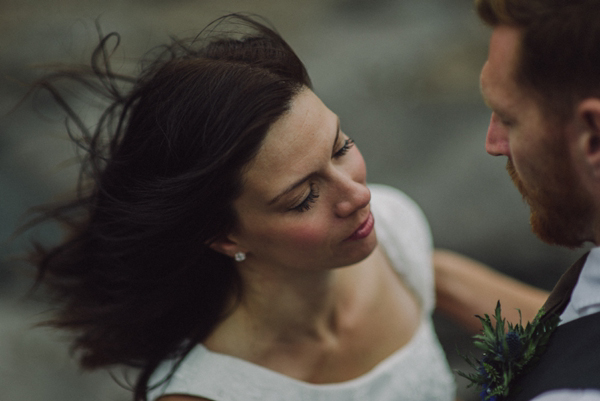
[26,14,311,400]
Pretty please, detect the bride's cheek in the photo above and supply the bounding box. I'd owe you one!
[284,225,329,248]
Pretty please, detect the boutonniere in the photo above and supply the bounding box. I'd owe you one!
[457,301,560,401]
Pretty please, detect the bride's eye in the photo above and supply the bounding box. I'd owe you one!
[291,186,320,212]
[334,138,355,158]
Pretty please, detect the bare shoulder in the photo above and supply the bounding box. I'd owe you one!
[158,395,214,401]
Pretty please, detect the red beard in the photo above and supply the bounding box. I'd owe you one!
[506,158,591,248]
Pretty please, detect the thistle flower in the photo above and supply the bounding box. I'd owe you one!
[457,302,559,401]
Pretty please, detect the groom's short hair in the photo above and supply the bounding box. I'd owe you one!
[476,0,600,122]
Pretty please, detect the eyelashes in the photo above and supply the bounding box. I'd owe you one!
[292,185,320,212]
[291,137,354,213]
[334,138,354,158]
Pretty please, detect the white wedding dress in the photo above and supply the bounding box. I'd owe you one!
[149,184,456,401]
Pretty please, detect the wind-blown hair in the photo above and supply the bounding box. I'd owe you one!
[26,14,311,400]
[476,0,600,121]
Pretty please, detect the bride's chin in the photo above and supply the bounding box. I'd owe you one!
[343,232,379,267]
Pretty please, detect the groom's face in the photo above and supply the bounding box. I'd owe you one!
[480,25,593,247]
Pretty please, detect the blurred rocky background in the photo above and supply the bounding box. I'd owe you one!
[0,1,588,400]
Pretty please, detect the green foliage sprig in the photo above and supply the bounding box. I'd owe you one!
[457,301,559,401]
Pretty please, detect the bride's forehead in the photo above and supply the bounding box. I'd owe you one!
[255,91,331,154]
[241,92,335,181]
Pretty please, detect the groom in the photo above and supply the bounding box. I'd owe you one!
[476,0,600,400]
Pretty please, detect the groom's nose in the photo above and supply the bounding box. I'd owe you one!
[485,112,511,158]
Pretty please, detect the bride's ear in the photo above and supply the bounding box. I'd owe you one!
[208,236,245,259]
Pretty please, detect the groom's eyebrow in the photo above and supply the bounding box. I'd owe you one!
[481,90,508,118]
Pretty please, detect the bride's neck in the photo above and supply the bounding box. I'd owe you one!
[240,265,354,341]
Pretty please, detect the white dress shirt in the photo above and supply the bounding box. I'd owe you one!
[531,247,600,401]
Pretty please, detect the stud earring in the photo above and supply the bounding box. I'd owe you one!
[234,252,246,262]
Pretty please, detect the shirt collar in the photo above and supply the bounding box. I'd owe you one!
[568,247,600,314]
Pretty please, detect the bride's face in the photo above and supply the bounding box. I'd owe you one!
[225,88,377,272]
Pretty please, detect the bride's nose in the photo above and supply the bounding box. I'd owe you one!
[334,179,371,218]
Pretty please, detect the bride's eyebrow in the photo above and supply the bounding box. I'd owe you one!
[268,117,340,206]
[268,174,314,206]
[330,118,340,157]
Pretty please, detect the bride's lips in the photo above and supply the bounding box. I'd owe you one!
[345,212,374,241]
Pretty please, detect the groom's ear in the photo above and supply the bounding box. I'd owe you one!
[575,98,600,178]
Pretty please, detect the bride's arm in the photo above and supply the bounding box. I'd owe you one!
[433,249,549,334]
